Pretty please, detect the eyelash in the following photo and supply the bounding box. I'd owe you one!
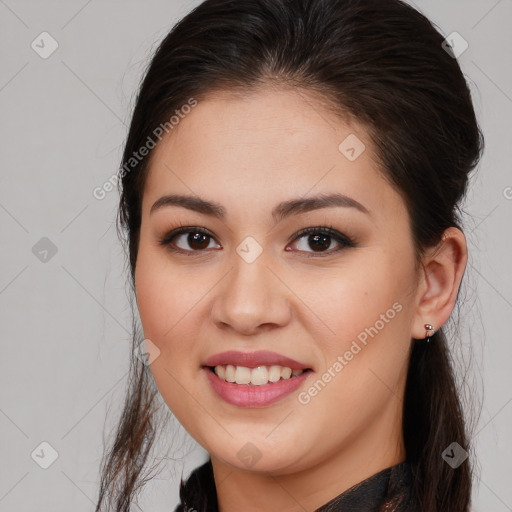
[158,223,357,258]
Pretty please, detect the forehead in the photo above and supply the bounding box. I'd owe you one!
[142,86,401,223]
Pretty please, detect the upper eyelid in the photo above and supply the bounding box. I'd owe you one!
[164,226,343,242]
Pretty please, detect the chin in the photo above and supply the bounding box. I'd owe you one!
[210,440,309,475]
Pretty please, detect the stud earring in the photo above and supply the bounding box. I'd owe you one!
[424,323,434,343]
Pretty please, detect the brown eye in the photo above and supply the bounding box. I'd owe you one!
[288,226,356,256]
[296,233,336,252]
[159,227,221,254]
[179,232,211,250]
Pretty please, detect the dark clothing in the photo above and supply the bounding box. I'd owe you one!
[315,461,415,512]
[175,458,416,512]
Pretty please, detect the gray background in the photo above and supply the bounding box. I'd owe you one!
[0,0,510,510]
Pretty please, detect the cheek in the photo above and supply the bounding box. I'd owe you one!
[134,247,206,429]
[135,243,196,341]
[135,261,173,342]
[300,256,407,340]
[294,263,412,440]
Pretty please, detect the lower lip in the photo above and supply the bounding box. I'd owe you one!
[203,367,312,407]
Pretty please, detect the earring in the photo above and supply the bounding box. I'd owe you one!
[424,323,434,343]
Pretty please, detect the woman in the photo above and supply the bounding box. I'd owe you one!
[95,0,484,510]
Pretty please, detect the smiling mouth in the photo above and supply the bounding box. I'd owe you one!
[206,365,313,386]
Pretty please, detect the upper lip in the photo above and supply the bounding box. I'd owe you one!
[202,350,312,370]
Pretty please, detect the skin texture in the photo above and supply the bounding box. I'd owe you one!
[134,85,468,512]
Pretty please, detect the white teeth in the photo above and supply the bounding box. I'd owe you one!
[251,366,269,386]
[268,365,281,383]
[214,364,226,380]
[213,364,306,385]
[281,367,292,379]
[224,364,236,382]
[235,366,251,384]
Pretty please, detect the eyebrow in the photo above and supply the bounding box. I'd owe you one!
[150,192,371,222]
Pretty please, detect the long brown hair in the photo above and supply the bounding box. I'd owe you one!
[95,0,484,510]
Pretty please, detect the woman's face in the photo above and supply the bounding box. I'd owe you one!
[135,86,422,474]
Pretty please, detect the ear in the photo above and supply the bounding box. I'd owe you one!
[411,227,468,340]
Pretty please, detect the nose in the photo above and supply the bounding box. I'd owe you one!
[210,252,292,336]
